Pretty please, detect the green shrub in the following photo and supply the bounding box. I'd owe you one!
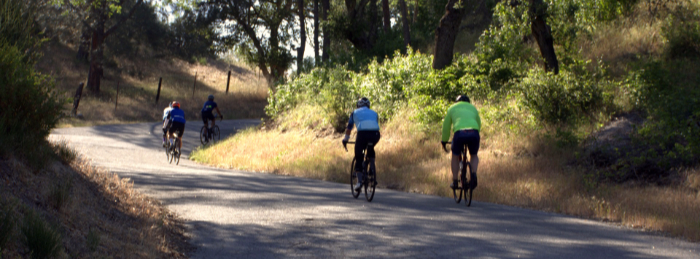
[518,68,608,124]
[610,60,700,182]
[0,0,62,163]
[0,201,17,251]
[662,3,700,59]
[21,210,62,259]
[48,179,72,211]
[86,228,100,252]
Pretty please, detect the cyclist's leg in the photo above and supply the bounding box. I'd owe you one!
[465,130,481,188]
[354,137,366,173]
[365,131,380,173]
[451,131,469,185]
[173,122,185,150]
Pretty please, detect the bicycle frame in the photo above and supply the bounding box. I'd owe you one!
[445,142,473,206]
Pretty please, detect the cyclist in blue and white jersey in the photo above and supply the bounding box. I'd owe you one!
[166,101,186,151]
[342,97,381,191]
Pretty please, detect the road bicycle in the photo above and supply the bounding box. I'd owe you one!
[200,114,223,145]
[445,142,473,207]
[200,124,220,145]
[165,132,182,165]
[344,141,377,202]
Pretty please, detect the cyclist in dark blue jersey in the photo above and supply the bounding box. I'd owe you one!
[201,94,223,140]
[167,101,186,151]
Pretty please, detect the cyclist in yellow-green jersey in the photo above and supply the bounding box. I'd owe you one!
[441,95,482,190]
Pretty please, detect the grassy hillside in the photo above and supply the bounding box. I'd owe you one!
[0,142,192,258]
[35,41,269,127]
[191,0,700,242]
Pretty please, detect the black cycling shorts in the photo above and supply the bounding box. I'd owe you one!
[202,112,216,124]
[168,122,185,137]
[452,129,480,156]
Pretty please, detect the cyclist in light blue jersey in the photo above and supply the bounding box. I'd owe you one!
[162,101,173,147]
[342,97,381,191]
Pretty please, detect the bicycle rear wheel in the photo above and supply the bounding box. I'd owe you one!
[174,139,181,165]
[199,126,208,145]
[168,144,174,164]
[365,165,376,202]
[464,162,472,207]
[350,158,360,198]
[212,125,220,142]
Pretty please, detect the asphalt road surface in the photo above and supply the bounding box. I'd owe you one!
[50,121,700,259]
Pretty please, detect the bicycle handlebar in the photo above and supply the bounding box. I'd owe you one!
[342,141,356,152]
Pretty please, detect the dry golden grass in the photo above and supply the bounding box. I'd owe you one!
[0,141,192,258]
[192,106,700,242]
[35,41,269,127]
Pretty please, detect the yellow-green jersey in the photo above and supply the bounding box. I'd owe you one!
[441,102,481,142]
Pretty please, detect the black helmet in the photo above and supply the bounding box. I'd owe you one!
[357,97,370,108]
[456,94,470,103]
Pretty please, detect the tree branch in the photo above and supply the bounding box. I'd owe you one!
[105,0,144,37]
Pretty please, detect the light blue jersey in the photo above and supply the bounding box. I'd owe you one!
[347,107,380,131]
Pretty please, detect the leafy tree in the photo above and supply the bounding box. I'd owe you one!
[61,0,146,93]
[203,0,295,85]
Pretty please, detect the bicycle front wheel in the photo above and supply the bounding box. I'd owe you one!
[350,158,360,198]
[212,125,220,142]
[168,146,174,164]
[200,126,208,145]
[164,142,171,161]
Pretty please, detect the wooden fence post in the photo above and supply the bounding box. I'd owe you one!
[115,81,120,111]
[155,77,163,104]
[192,72,197,98]
[226,71,231,94]
[71,82,84,116]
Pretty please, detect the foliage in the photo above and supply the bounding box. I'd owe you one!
[661,2,700,59]
[618,60,700,181]
[518,66,610,124]
[0,0,62,163]
[21,210,62,259]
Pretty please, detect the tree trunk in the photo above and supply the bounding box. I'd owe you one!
[314,0,320,63]
[432,0,465,70]
[529,0,558,74]
[413,0,418,24]
[297,0,306,74]
[399,0,411,48]
[87,21,105,93]
[76,28,90,61]
[382,0,390,32]
[321,0,330,63]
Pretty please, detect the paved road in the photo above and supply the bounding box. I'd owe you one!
[50,121,699,258]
